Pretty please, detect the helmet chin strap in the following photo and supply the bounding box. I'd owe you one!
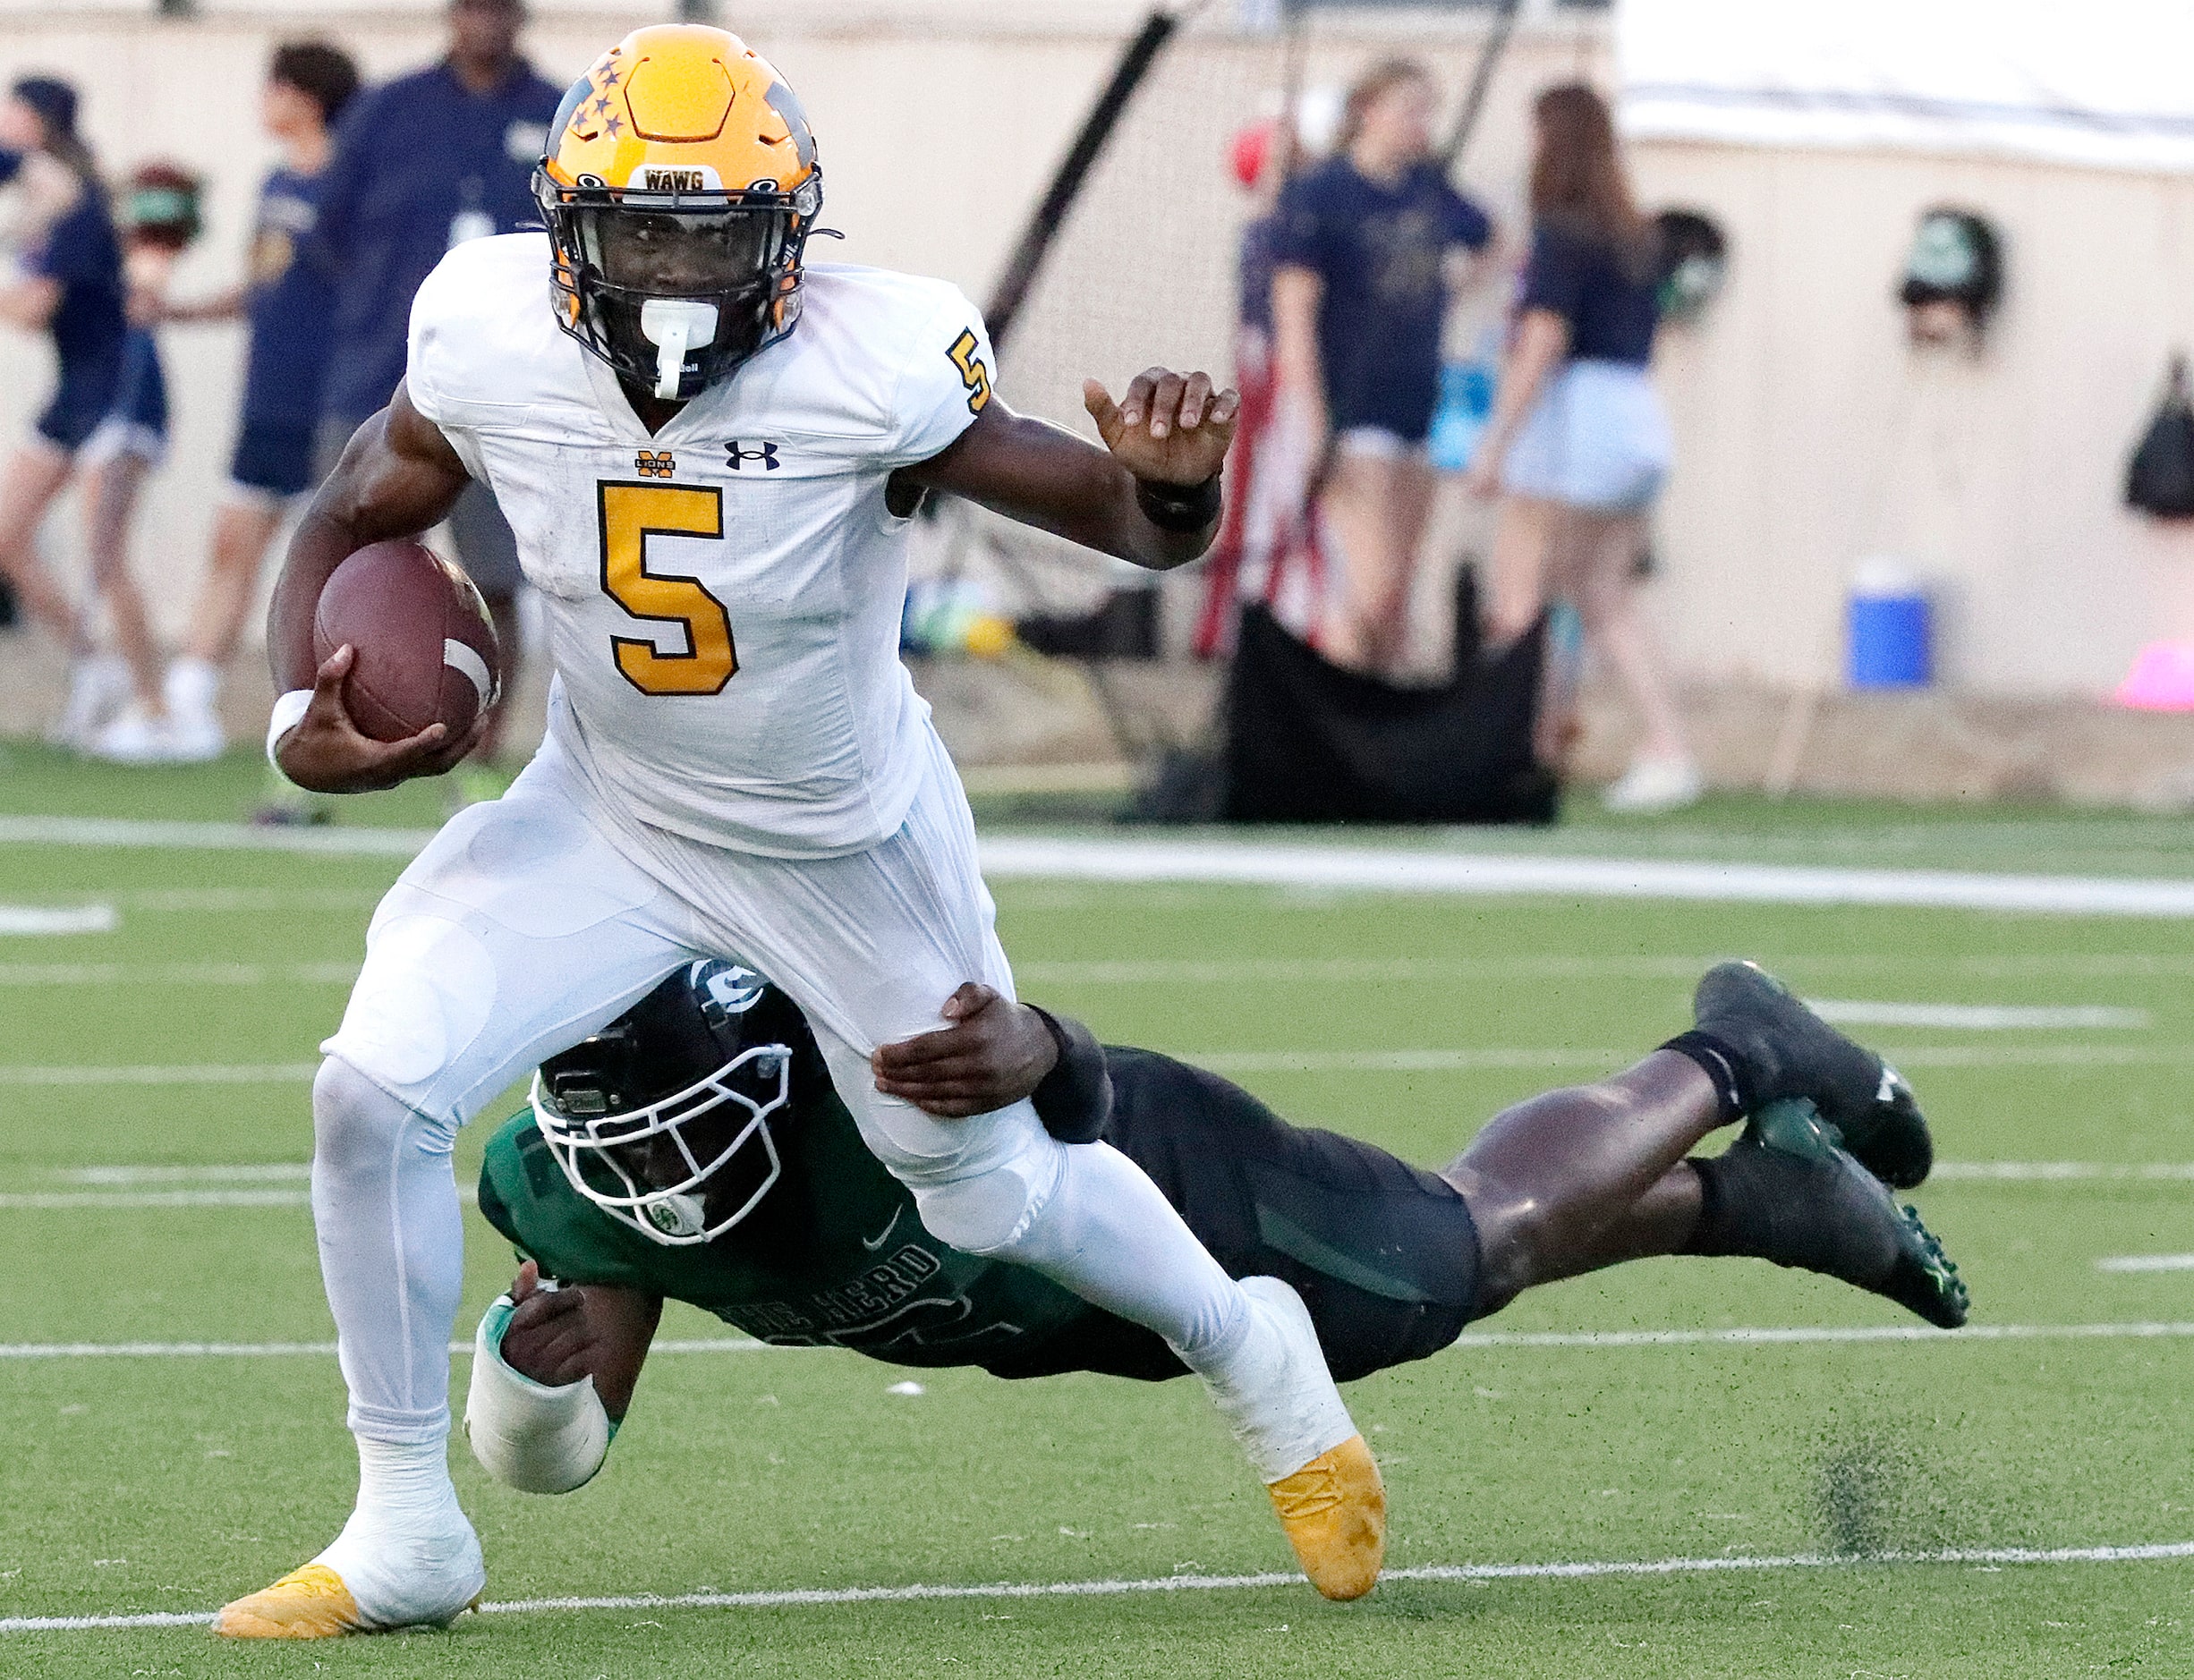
[638,298,720,400]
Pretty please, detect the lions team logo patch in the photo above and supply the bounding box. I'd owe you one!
[635,449,676,478]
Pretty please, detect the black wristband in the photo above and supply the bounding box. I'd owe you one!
[1135,472,1222,533]
[1026,1005,1113,1144]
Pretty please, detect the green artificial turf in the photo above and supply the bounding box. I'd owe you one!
[5,759,2194,1675]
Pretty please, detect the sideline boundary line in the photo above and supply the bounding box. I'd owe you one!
[10,1540,2194,1633]
[13,813,2194,915]
[977,836,2194,917]
[13,1319,2194,1361]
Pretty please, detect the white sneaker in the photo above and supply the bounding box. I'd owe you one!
[47,654,132,750]
[1201,1277,1385,1600]
[88,703,191,766]
[162,705,225,763]
[1603,755,1705,815]
[161,658,226,762]
[216,1509,484,1639]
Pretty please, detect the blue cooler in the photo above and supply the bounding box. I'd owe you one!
[1846,561,1933,689]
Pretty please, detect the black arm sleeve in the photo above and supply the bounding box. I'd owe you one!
[1026,1006,1113,1144]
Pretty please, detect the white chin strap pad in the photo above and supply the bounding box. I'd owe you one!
[463,1293,613,1495]
[639,298,719,400]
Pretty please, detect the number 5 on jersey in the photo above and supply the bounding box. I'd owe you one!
[598,481,737,696]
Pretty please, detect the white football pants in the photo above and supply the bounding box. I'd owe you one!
[315,725,1251,1443]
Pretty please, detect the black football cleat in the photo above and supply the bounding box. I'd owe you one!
[1692,961,1933,1188]
[1688,1098,1969,1330]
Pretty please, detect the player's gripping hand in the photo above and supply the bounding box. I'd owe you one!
[872,982,1059,1118]
[275,643,487,794]
[1083,367,1239,487]
[499,1260,659,1422]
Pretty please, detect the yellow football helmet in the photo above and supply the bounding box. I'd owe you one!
[534,24,822,400]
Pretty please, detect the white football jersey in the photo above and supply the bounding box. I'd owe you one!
[405,233,996,857]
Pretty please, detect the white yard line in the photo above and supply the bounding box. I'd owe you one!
[0,962,359,988]
[0,815,431,857]
[59,1165,310,1184]
[9,1539,2194,1633]
[2097,1255,2194,1273]
[16,814,2194,914]
[13,1037,2182,1089]
[0,904,115,936]
[1019,953,2194,985]
[1933,1161,2194,1182]
[12,1320,2194,1361]
[979,836,2194,917]
[0,1337,767,1360]
[1807,1000,2150,1031]
[0,1190,315,1210]
[1188,1044,2194,1073]
[0,1064,321,1087]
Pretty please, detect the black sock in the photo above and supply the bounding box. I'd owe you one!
[1660,1031,1750,1122]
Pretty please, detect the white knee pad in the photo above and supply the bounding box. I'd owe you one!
[907,1129,1067,1257]
[463,1294,614,1495]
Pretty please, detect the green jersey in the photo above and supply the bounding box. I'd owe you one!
[480,1043,1482,1386]
[477,1078,1115,1379]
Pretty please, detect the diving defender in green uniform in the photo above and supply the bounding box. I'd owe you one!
[463,957,1967,1509]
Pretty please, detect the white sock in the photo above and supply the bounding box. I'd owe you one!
[165,656,217,717]
[314,1436,481,1627]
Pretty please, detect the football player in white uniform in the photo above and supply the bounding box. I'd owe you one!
[219,25,1383,1637]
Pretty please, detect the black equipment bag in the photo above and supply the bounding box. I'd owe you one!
[1219,572,1557,826]
[2128,355,2194,519]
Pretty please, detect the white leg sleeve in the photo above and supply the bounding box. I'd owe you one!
[311,1057,468,1441]
[986,1136,1252,1369]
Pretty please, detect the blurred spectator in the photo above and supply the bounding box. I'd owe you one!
[1270,58,1493,675]
[0,74,139,746]
[155,41,361,763]
[1465,83,1693,815]
[310,0,558,792]
[80,161,205,762]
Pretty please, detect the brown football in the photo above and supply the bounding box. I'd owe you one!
[311,539,503,743]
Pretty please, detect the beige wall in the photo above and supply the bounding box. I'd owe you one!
[1637,140,2194,696]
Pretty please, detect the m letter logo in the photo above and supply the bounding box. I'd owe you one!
[727,441,781,471]
[635,450,676,478]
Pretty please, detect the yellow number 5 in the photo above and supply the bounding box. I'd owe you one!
[598,482,737,696]
[948,328,991,414]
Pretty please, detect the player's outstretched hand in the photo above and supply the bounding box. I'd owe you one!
[1084,368,1239,487]
[499,1260,658,1421]
[276,643,487,794]
[872,981,1059,1118]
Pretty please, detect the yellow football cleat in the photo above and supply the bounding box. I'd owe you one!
[1266,1434,1387,1601]
[215,1564,366,1639]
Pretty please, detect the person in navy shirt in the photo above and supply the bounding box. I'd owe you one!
[310,0,559,787]
[154,41,362,763]
[1270,59,1494,675]
[1463,83,1692,815]
[0,75,149,746]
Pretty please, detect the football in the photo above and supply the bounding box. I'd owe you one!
[310,538,503,743]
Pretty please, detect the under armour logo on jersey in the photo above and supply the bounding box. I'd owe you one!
[727,440,780,471]
[635,449,676,478]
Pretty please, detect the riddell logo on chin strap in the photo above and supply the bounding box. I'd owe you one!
[727,441,780,471]
[635,449,676,478]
